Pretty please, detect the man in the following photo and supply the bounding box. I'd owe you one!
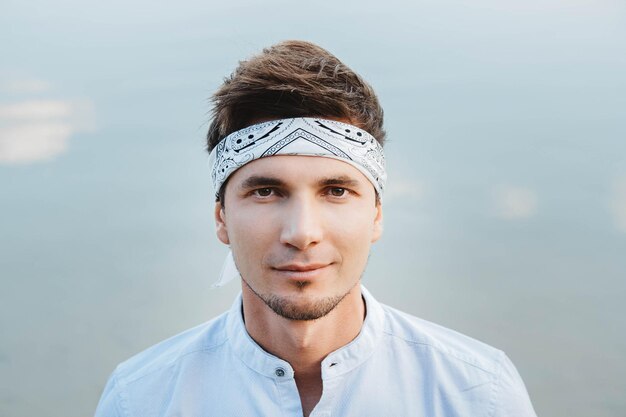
[95,40,537,416]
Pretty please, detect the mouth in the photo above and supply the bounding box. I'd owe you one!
[271,263,332,279]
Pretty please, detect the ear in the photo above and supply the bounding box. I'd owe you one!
[214,202,230,245]
[371,203,384,243]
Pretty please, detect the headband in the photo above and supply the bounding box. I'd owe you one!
[208,117,386,198]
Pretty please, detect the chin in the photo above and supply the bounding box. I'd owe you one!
[267,296,342,321]
[243,276,360,321]
[260,288,350,321]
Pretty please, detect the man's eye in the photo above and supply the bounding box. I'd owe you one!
[329,187,346,197]
[255,188,273,197]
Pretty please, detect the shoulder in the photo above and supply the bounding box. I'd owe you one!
[95,312,230,417]
[381,303,503,373]
[114,311,230,384]
[379,304,536,416]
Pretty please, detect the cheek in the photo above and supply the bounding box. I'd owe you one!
[326,206,377,250]
[329,202,377,232]
[227,209,277,253]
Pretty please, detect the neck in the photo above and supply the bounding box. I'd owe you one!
[242,284,366,372]
[242,284,365,416]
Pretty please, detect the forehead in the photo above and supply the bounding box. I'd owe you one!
[228,155,373,187]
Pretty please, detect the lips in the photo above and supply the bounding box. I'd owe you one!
[271,263,332,279]
[273,263,329,272]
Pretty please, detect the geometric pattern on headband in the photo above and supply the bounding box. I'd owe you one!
[208,117,386,198]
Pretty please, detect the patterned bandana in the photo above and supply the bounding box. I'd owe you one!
[208,117,386,198]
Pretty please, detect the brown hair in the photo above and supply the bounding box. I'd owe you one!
[206,40,386,153]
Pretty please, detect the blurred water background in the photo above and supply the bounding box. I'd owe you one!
[1,0,625,416]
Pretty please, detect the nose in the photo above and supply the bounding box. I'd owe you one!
[279,195,323,250]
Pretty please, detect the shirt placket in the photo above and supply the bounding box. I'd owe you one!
[273,365,304,417]
[309,359,349,417]
[308,378,340,417]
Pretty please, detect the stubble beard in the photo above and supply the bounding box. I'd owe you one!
[242,278,358,321]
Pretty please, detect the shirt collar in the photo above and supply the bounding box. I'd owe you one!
[225,285,386,380]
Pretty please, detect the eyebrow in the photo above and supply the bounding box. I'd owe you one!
[238,175,362,190]
[239,176,286,190]
[318,176,361,188]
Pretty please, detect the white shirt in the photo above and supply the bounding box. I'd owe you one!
[95,287,537,417]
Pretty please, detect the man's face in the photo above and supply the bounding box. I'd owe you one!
[215,155,383,320]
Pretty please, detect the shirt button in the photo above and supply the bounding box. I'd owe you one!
[275,367,285,377]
